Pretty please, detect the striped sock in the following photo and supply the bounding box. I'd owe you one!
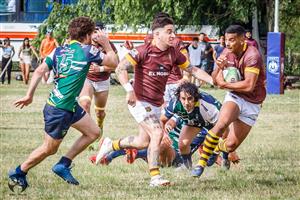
[112,139,121,151]
[150,167,160,177]
[198,130,220,167]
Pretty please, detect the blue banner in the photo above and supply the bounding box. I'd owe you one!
[266,32,285,94]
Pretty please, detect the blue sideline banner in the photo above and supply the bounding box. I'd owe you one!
[266,32,285,94]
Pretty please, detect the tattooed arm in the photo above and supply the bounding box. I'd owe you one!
[115,58,137,106]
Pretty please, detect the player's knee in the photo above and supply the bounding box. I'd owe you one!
[178,140,189,153]
[151,130,164,142]
[79,96,91,112]
[95,110,106,119]
[90,129,101,141]
[42,144,58,155]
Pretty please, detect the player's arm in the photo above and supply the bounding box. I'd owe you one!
[39,40,44,57]
[115,58,137,106]
[177,50,213,85]
[14,62,49,108]
[216,69,258,93]
[184,65,213,85]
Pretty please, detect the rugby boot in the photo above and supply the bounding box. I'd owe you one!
[191,165,204,177]
[52,164,79,185]
[95,137,113,165]
[149,175,171,187]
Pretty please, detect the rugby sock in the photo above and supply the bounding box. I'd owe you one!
[107,150,126,161]
[58,156,72,167]
[181,154,192,168]
[96,117,105,130]
[112,139,121,151]
[150,167,160,177]
[16,165,27,175]
[198,130,220,167]
[136,149,148,159]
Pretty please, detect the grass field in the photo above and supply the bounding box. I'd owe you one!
[0,78,300,200]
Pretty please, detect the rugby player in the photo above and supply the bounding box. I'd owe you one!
[95,12,213,187]
[79,22,119,149]
[192,25,266,177]
[8,17,118,192]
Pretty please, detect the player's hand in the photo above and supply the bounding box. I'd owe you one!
[164,118,177,133]
[14,95,33,109]
[161,133,172,147]
[92,30,110,48]
[126,91,137,107]
[215,70,226,88]
[216,55,228,70]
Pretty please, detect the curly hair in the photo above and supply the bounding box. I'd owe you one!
[68,16,95,42]
[174,82,199,102]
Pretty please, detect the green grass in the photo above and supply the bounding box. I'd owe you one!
[1,78,300,200]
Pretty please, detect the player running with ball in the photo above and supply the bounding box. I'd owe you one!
[192,25,266,177]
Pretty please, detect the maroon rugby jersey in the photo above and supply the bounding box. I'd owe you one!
[221,44,266,104]
[125,41,189,106]
[87,42,118,82]
[167,37,187,84]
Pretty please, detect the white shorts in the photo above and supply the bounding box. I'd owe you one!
[163,83,179,104]
[128,101,161,123]
[21,56,31,64]
[86,78,110,92]
[224,92,261,126]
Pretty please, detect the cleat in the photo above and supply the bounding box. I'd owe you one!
[95,137,113,165]
[99,155,111,165]
[8,170,28,193]
[52,164,79,185]
[149,175,171,187]
[89,155,96,164]
[174,163,190,172]
[191,165,204,177]
[125,149,138,164]
[207,153,219,167]
[221,158,231,170]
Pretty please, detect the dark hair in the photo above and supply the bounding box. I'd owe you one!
[68,16,95,42]
[199,32,205,36]
[225,25,246,36]
[192,37,199,41]
[95,22,105,30]
[22,37,30,49]
[4,37,10,45]
[151,12,174,31]
[174,82,199,102]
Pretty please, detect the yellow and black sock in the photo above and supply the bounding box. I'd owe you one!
[150,167,160,177]
[198,130,220,167]
[112,139,121,151]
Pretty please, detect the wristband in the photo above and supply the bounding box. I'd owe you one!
[123,82,134,92]
[99,66,105,72]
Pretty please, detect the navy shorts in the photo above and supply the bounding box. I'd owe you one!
[43,103,86,139]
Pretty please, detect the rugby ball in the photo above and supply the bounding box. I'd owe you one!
[223,67,241,83]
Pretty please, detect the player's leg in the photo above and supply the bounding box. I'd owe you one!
[192,101,240,177]
[179,125,201,168]
[8,103,74,191]
[94,89,109,130]
[78,79,94,114]
[52,104,100,185]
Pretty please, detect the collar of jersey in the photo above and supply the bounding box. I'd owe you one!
[69,40,81,45]
[186,101,200,114]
